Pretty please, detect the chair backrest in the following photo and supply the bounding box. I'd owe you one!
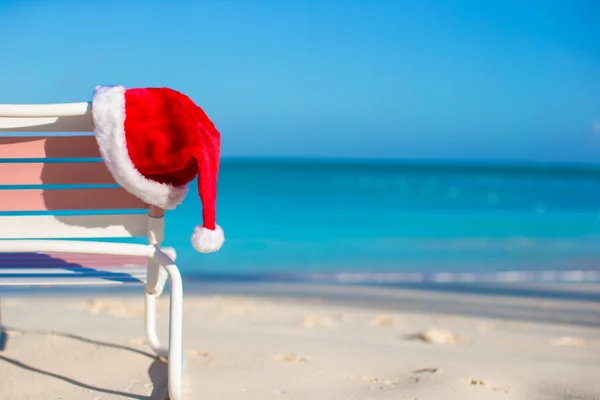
[0,102,151,240]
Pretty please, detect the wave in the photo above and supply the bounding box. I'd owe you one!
[183,268,600,284]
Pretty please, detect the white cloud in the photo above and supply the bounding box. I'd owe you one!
[594,121,600,133]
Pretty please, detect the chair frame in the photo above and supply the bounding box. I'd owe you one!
[0,102,186,400]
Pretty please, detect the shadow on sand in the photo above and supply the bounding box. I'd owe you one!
[0,296,168,399]
[0,320,170,399]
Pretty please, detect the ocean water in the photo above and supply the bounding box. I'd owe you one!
[163,159,600,283]
[2,157,600,285]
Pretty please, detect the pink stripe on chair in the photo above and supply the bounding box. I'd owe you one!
[0,188,147,211]
[0,136,101,158]
[0,162,116,185]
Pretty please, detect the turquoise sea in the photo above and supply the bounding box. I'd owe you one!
[164,159,600,284]
[2,157,600,287]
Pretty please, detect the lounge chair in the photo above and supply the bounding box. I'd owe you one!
[0,101,185,399]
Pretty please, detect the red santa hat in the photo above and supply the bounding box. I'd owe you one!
[91,85,224,253]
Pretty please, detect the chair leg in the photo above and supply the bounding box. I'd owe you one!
[164,263,184,400]
[144,264,184,400]
[145,291,168,359]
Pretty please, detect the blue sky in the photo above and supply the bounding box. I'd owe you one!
[0,0,599,163]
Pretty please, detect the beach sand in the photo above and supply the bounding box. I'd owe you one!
[0,284,599,399]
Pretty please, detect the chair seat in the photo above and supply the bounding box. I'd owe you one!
[0,252,148,286]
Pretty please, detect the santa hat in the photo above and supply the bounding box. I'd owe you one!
[91,85,224,253]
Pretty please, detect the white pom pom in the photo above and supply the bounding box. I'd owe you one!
[191,225,224,253]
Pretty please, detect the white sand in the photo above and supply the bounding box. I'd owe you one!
[0,287,599,399]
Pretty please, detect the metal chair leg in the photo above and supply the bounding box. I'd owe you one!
[164,263,183,400]
[144,263,184,400]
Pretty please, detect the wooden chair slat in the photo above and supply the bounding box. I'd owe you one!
[0,187,146,211]
[0,135,100,158]
[0,214,148,239]
[0,162,116,185]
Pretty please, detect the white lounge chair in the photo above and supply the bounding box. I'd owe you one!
[0,102,185,400]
